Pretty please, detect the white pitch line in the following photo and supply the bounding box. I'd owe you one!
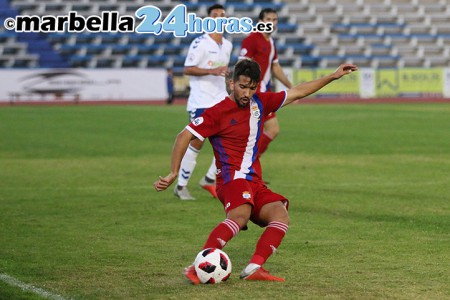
[0,273,69,300]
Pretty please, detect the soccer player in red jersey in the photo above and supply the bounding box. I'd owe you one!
[239,8,293,157]
[154,59,358,282]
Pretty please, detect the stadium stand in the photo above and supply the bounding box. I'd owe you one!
[1,0,449,70]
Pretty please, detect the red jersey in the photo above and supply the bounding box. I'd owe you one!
[186,91,287,187]
[239,32,279,92]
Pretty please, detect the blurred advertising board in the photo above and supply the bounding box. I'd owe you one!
[0,68,168,102]
[292,68,449,99]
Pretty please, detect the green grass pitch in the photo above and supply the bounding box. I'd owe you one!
[0,103,449,299]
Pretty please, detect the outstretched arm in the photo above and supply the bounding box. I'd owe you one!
[282,64,358,107]
[184,66,230,77]
[272,62,292,89]
[154,129,196,192]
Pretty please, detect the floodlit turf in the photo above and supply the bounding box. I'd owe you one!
[0,104,449,299]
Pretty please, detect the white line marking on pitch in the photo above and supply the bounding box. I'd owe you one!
[0,273,69,300]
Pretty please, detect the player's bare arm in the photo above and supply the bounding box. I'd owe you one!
[184,66,230,77]
[271,62,292,88]
[154,129,196,191]
[283,64,358,107]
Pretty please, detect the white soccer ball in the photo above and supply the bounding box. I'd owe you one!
[194,248,232,284]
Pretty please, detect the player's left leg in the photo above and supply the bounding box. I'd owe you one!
[241,186,289,282]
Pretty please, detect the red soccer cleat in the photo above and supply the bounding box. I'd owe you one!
[199,177,218,198]
[240,267,285,282]
[184,265,200,285]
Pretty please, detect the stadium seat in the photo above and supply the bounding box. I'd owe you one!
[69,55,92,68]
[110,45,134,56]
[373,55,401,68]
[95,57,118,68]
[0,56,10,68]
[135,45,161,56]
[58,44,83,57]
[299,55,320,67]
[369,44,393,56]
[146,55,169,68]
[121,55,145,68]
[277,23,298,34]
[127,33,153,45]
[426,56,450,67]
[98,33,126,45]
[75,33,99,45]
[46,33,75,46]
[10,55,38,68]
[0,43,26,55]
[172,55,186,69]
[84,44,109,56]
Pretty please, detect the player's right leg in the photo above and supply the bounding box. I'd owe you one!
[184,264,200,285]
[184,213,247,285]
[202,203,251,250]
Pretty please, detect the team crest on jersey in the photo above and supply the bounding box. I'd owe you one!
[242,191,251,200]
[250,103,261,119]
[193,117,204,126]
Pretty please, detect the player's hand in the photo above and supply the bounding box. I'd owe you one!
[211,66,230,77]
[154,172,177,192]
[333,64,358,79]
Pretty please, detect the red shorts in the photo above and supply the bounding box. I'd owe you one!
[216,179,289,227]
[264,111,277,122]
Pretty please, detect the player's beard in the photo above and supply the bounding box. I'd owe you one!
[236,96,250,108]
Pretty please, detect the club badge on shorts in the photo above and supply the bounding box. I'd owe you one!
[242,191,251,200]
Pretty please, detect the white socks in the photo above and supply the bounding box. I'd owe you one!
[177,145,199,187]
[243,263,260,274]
[206,157,217,181]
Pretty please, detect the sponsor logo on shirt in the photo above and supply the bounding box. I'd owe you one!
[193,117,204,126]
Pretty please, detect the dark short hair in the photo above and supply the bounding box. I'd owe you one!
[207,4,225,15]
[233,59,261,86]
[258,8,277,20]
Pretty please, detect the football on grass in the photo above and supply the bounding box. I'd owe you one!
[194,248,232,284]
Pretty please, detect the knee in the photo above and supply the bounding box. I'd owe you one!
[227,204,252,229]
[277,213,290,226]
[263,202,290,225]
[230,215,250,229]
